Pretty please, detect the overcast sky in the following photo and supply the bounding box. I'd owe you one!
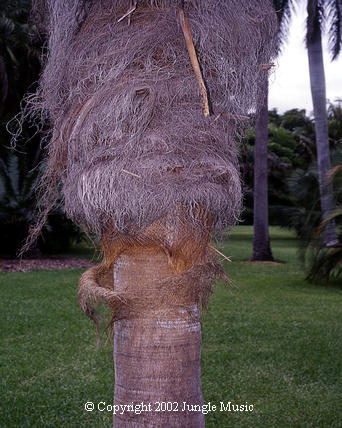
[268,1,342,115]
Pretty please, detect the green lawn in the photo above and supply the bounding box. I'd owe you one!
[1,227,342,427]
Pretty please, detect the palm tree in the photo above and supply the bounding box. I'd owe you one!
[307,0,342,246]
[26,1,277,426]
[279,0,342,246]
[252,73,275,260]
[252,0,295,261]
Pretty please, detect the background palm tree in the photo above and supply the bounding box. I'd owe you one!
[279,0,342,246]
[252,74,275,260]
[251,0,293,261]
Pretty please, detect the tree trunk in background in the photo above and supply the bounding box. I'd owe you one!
[113,247,204,427]
[307,8,339,246]
[252,76,274,261]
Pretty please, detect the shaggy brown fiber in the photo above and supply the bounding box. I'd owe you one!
[11,2,278,353]
[17,0,277,251]
[79,255,228,324]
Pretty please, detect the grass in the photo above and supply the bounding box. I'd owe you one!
[1,226,342,427]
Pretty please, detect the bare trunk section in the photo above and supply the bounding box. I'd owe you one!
[252,76,274,261]
[113,247,204,427]
[307,16,339,246]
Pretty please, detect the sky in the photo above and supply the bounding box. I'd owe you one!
[268,1,342,115]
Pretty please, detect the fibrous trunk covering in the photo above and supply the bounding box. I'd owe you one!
[28,0,277,426]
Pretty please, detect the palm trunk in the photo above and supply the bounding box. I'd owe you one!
[307,5,338,246]
[113,247,204,427]
[252,76,274,261]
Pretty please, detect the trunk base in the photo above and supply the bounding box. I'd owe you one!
[113,247,205,428]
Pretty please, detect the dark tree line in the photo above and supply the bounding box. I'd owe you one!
[0,0,81,257]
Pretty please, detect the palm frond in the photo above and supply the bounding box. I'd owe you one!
[316,206,342,235]
[326,0,342,59]
[273,0,298,52]
[306,246,342,280]
[327,164,342,180]
[304,154,342,281]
